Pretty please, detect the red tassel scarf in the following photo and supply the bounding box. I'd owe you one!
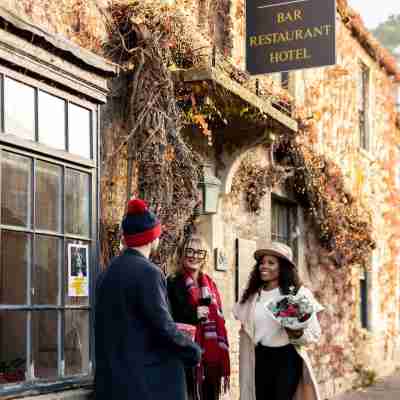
[183,270,230,396]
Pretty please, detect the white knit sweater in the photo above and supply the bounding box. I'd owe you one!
[254,287,290,347]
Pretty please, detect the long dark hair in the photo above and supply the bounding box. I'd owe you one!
[240,256,302,304]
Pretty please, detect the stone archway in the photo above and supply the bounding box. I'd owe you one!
[218,141,273,195]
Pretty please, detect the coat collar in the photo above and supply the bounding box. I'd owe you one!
[123,247,147,259]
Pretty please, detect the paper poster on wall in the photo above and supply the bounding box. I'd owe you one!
[68,244,89,297]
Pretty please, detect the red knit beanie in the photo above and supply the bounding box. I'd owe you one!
[121,199,161,247]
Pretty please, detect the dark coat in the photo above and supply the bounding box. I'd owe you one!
[167,273,199,326]
[167,273,200,400]
[168,273,228,400]
[94,249,201,400]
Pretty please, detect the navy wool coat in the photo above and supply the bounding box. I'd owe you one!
[94,248,200,400]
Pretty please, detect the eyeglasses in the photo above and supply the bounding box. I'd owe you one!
[185,248,207,260]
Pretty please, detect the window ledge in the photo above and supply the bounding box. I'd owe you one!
[17,389,91,400]
[0,133,96,169]
[1,383,92,400]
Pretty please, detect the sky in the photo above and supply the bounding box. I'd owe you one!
[348,0,400,29]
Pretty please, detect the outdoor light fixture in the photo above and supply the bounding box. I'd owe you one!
[198,164,221,215]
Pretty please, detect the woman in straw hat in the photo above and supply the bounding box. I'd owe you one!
[167,235,230,400]
[233,241,324,400]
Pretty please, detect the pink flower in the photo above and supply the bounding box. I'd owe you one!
[278,305,299,318]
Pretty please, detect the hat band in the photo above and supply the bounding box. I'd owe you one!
[254,249,296,269]
[124,224,161,247]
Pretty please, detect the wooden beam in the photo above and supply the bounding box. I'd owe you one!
[176,67,298,132]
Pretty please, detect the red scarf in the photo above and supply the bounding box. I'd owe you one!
[183,270,230,395]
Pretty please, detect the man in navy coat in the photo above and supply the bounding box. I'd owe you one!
[95,198,201,400]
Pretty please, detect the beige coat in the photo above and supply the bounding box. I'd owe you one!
[233,287,323,400]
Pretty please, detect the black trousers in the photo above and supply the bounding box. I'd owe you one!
[186,368,219,400]
[201,381,219,400]
[255,343,303,400]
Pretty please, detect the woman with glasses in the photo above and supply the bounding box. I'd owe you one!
[233,241,323,400]
[167,235,230,400]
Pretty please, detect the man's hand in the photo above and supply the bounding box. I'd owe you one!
[193,342,202,366]
[285,328,304,339]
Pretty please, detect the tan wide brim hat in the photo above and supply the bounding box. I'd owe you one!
[254,240,297,269]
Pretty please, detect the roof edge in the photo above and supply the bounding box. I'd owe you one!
[0,5,118,77]
[337,0,400,82]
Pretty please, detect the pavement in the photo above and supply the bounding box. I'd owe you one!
[333,372,400,400]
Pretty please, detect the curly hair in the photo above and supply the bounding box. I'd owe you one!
[240,256,302,304]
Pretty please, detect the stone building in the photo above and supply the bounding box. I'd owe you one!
[0,1,400,400]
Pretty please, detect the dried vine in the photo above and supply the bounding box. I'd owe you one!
[232,132,375,268]
[103,2,203,271]
[231,146,294,212]
[283,137,375,267]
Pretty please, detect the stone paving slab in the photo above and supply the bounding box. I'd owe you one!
[333,372,400,400]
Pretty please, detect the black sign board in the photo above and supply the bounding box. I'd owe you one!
[246,0,336,75]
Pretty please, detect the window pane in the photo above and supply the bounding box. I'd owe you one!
[35,161,62,232]
[33,236,60,305]
[69,104,91,159]
[64,240,89,307]
[360,277,368,328]
[64,311,89,376]
[32,311,58,379]
[271,200,291,245]
[281,72,289,90]
[4,78,35,140]
[279,206,289,243]
[92,111,97,162]
[65,169,90,237]
[1,152,32,227]
[277,204,283,238]
[271,203,278,238]
[38,91,66,150]
[0,311,26,384]
[0,231,30,305]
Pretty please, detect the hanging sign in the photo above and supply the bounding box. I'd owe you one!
[68,243,89,297]
[246,0,336,75]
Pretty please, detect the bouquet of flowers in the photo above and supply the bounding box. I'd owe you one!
[266,286,316,330]
[176,323,197,340]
